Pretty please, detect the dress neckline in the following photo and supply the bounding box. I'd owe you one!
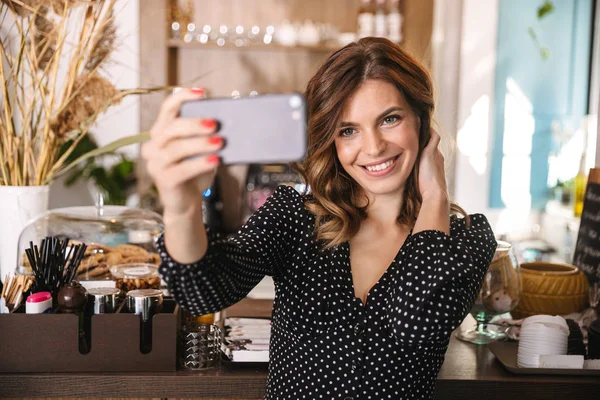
[343,229,413,307]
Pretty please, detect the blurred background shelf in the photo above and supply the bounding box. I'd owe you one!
[167,39,341,53]
[138,0,434,233]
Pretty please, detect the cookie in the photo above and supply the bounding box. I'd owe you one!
[113,244,148,257]
[83,263,110,278]
[84,243,112,257]
[21,254,31,268]
[76,256,110,278]
[77,253,107,273]
[105,251,123,266]
[121,254,158,264]
[148,253,161,264]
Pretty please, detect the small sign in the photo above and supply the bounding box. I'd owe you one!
[573,168,600,284]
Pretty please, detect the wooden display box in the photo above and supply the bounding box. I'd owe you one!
[0,298,180,372]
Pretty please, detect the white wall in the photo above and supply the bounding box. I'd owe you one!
[449,0,544,239]
[449,0,600,255]
[432,0,496,216]
[453,0,500,221]
[431,0,463,197]
[49,0,140,208]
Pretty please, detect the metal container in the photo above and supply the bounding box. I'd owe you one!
[126,289,163,321]
[180,323,222,369]
[87,287,121,314]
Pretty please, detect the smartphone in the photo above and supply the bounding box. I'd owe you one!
[180,93,307,164]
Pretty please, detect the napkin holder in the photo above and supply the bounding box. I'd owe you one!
[0,297,180,372]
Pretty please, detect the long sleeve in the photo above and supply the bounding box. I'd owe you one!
[387,214,496,345]
[157,185,303,315]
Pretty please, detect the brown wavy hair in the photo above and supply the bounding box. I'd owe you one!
[296,37,468,249]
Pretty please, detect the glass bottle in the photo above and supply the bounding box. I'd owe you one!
[386,0,403,43]
[574,149,587,217]
[196,313,215,325]
[374,0,387,37]
[357,0,375,38]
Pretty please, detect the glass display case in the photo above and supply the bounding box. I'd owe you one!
[16,205,163,281]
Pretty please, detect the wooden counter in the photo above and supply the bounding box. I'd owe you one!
[1,299,599,399]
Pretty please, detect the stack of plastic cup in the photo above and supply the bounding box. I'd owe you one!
[517,315,569,368]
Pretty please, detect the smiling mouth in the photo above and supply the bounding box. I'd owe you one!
[360,155,400,172]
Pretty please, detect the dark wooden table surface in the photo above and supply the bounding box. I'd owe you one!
[1,299,599,399]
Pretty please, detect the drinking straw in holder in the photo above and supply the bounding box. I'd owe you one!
[24,236,87,297]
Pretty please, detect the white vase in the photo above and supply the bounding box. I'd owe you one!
[0,186,49,282]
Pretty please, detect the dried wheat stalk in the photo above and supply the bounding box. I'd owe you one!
[0,0,149,186]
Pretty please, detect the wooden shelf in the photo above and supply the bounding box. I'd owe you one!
[167,39,339,53]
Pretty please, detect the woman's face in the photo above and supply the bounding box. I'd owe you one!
[334,79,420,200]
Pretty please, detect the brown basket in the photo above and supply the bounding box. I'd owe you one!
[512,262,589,319]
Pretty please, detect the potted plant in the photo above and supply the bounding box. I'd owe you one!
[0,0,156,279]
[550,179,573,206]
[60,134,137,206]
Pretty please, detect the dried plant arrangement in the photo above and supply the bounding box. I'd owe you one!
[0,0,158,186]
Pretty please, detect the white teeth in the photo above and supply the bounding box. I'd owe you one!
[365,159,394,172]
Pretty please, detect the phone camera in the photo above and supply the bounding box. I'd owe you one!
[289,95,302,109]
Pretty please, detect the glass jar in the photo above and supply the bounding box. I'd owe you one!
[111,263,161,292]
[456,240,522,345]
[16,205,163,281]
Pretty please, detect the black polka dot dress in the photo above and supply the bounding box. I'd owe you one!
[158,185,497,399]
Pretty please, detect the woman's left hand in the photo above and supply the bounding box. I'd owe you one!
[417,129,448,201]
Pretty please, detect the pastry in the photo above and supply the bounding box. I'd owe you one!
[113,244,148,257]
[84,243,112,256]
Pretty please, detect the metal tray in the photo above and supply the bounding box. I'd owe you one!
[488,341,600,376]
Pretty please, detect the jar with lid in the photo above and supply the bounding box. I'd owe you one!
[110,263,161,292]
[16,205,163,281]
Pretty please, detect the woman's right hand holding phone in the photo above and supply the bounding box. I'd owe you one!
[141,88,223,217]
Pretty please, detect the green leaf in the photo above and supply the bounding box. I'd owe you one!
[541,47,550,59]
[88,166,109,182]
[109,159,136,196]
[89,167,124,205]
[56,132,150,178]
[528,27,537,41]
[111,159,135,179]
[64,168,86,186]
[59,135,100,163]
[537,1,554,19]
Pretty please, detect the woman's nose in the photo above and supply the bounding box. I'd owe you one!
[363,129,386,156]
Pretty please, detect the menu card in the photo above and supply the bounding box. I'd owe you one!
[573,168,600,284]
[222,317,270,363]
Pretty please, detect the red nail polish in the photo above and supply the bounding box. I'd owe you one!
[206,155,220,164]
[208,136,223,145]
[201,119,217,128]
[191,87,205,95]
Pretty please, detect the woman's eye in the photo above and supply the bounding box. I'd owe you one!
[382,115,400,125]
[339,128,355,137]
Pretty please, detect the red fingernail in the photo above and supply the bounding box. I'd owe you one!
[191,87,205,95]
[201,119,217,128]
[206,155,220,164]
[208,136,223,145]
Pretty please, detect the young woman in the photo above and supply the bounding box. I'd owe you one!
[142,37,497,399]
